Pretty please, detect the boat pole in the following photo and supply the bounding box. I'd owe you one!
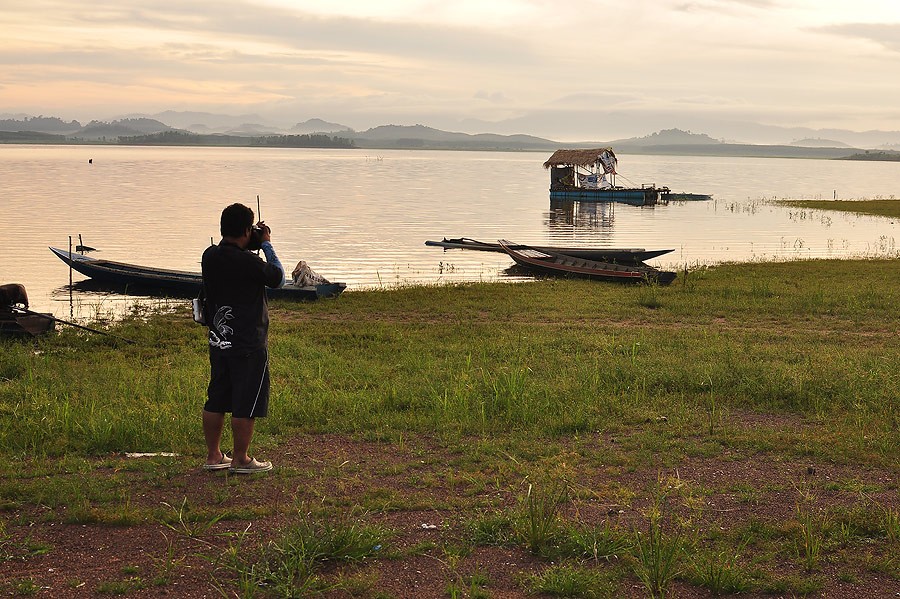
[68,236,74,319]
[12,307,137,344]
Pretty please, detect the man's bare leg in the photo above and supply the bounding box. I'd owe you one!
[231,417,255,466]
[202,410,227,464]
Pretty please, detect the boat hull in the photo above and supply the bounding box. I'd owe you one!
[549,187,661,206]
[0,310,55,337]
[49,247,345,300]
[497,240,676,285]
[425,238,672,264]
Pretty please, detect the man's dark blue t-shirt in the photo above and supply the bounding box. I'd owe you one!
[201,241,283,353]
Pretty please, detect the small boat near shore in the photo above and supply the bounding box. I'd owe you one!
[49,247,345,300]
[426,237,673,265]
[0,309,55,337]
[498,240,677,285]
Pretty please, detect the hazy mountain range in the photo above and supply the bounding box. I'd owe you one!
[2,113,900,156]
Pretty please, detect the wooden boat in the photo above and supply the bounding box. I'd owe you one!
[49,247,346,300]
[0,309,55,337]
[497,240,677,285]
[425,237,673,264]
[544,148,669,206]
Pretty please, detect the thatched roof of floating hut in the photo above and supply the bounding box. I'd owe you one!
[543,148,616,169]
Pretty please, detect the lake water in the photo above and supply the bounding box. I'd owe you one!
[1,145,897,317]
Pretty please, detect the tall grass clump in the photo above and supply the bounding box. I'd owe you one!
[795,505,826,572]
[554,521,632,563]
[513,482,567,556]
[687,545,752,595]
[631,480,688,599]
[527,563,620,598]
[224,514,389,596]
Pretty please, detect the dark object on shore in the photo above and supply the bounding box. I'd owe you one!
[498,240,677,285]
[49,247,346,300]
[7,306,137,343]
[425,237,673,265]
[1,308,55,337]
[0,283,54,337]
[0,283,29,309]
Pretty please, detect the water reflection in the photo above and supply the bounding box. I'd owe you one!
[546,200,617,230]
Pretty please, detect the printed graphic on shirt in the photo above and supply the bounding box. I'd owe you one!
[208,306,234,349]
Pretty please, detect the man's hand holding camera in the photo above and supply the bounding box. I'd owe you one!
[247,221,272,251]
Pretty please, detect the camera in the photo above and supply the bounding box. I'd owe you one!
[248,226,264,251]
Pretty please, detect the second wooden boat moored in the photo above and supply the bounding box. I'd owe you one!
[498,240,677,285]
[426,237,673,265]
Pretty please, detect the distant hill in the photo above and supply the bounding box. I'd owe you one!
[73,118,174,140]
[840,150,900,161]
[0,131,66,143]
[351,124,556,150]
[291,118,353,135]
[0,116,82,134]
[0,112,878,158]
[612,128,721,147]
[117,130,355,149]
[145,111,269,132]
[222,123,282,136]
[788,138,852,148]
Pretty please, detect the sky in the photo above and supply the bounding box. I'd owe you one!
[3,0,900,142]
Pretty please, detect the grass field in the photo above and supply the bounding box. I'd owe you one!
[1,258,898,597]
[776,198,900,219]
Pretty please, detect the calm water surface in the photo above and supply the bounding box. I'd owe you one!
[1,145,897,316]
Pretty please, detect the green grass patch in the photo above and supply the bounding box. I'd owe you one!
[0,258,898,597]
[776,198,900,219]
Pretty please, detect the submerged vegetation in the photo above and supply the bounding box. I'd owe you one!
[0,258,898,596]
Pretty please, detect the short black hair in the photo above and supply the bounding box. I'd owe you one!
[220,203,254,237]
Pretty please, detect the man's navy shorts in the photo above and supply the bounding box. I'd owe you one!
[206,347,269,418]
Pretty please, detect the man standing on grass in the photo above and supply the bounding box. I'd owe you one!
[201,203,285,474]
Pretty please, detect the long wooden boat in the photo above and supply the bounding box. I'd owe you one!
[0,309,55,337]
[497,240,677,285]
[49,247,346,300]
[425,237,673,264]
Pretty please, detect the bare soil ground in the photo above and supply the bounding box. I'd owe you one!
[1,421,897,598]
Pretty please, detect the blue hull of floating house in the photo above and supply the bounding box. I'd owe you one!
[548,187,661,206]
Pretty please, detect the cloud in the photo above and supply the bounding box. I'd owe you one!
[672,0,774,14]
[812,22,900,53]
[14,0,537,66]
[474,90,513,104]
